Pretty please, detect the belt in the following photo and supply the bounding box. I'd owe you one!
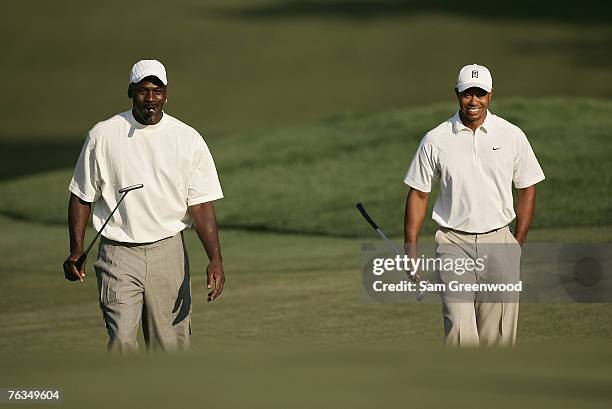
[100,232,178,248]
[440,225,508,235]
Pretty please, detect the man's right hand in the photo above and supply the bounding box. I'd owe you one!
[404,188,429,283]
[66,193,91,283]
[63,253,86,282]
[404,242,420,282]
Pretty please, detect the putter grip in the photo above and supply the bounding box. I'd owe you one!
[74,253,87,272]
[356,203,379,230]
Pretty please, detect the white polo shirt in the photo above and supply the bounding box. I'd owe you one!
[69,111,223,243]
[404,111,545,233]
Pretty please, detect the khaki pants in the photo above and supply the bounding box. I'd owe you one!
[435,226,521,347]
[94,232,191,353]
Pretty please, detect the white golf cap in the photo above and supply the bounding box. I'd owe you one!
[456,64,492,92]
[129,59,168,85]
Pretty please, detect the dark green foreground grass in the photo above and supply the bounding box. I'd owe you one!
[2,343,612,409]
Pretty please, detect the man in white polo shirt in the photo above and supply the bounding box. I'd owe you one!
[404,64,545,346]
[63,60,225,352]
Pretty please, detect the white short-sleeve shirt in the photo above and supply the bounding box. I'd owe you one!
[404,111,545,233]
[69,111,223,243]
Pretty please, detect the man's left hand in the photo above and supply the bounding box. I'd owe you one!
[206,259,225,302]
[514,234,526,246]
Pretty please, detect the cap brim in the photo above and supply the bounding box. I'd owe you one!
[131,75,167,86]
[457,83,492,92]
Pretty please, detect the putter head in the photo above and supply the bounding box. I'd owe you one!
[118,184,144,193]
[405,270,427,302]
[416,279,429,302]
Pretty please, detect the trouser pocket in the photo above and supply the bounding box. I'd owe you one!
[94,241,124,304]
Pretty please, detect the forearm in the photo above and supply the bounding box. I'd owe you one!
[514,185,536,244]
[404,188,429,246]
[189,202,222,262]
[68,193,91,255]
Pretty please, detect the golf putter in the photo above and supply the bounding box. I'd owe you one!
[356,203,428,301]
[72,184,144,272]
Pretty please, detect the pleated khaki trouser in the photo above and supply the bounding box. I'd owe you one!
[94,232,192,353]
[435,226,521,347]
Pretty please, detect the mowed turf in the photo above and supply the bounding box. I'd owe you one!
[1,213,612,355]
[1,98,611,237]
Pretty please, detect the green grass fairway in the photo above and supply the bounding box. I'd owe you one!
[1,212,611,355]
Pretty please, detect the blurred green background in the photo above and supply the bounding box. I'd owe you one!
[1,1,612,407]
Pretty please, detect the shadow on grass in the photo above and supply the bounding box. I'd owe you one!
[209,0,612,24]
[0,138,81,181]
[0,208,363,238]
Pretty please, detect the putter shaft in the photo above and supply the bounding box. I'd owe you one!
[75,184,143,270]
[356,202,429,301]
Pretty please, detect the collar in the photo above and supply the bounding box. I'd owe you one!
[128,110,168,133]
[451,110,494,134]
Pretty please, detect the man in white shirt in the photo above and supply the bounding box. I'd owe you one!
[63,60,226,352]
[404,64,545,346]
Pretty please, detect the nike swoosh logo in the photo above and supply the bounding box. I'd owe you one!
[493,147,502,150]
